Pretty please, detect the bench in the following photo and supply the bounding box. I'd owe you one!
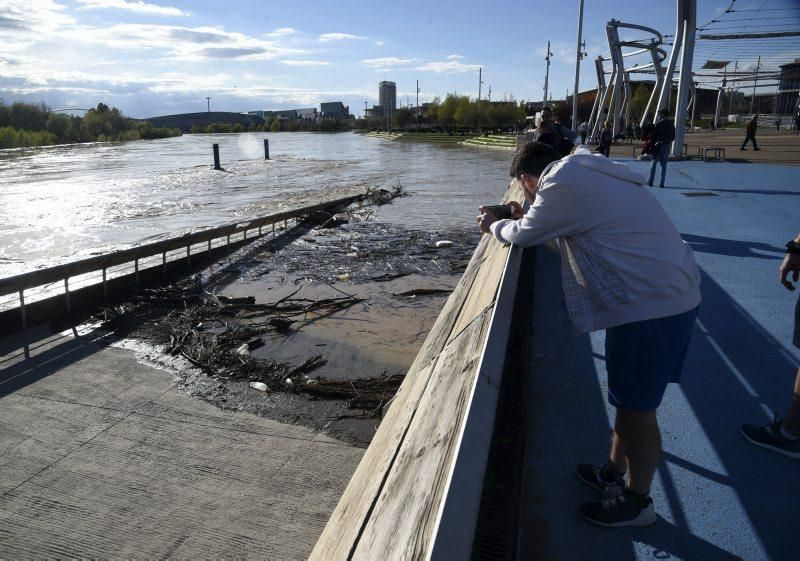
[699,146,725,161]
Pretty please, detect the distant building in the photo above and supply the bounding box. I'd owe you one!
[775,59,800,115]
[320,102,351,119]
[296,108,318,121]
[274,109,298,120]
[379,81,397,119]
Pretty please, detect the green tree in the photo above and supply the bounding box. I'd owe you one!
[630,83,653,122]
[270,119,281,132]
[393,108,412,128]
[45,113,73,139]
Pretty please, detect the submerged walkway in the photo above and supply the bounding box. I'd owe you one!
[0,325,362,559]
[520,160,798,560]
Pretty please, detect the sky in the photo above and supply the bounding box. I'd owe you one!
[1,0,798,118]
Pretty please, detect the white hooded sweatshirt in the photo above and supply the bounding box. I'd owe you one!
[489,147,701,333]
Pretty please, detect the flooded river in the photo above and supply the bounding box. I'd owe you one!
[0,132,513,278]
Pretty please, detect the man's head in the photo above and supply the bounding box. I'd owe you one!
[540,107,553,121]
[510,141,560,201]
[657,109,670,121]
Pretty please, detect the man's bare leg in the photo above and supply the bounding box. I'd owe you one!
[782,367,800,436]
[613,409,661,494]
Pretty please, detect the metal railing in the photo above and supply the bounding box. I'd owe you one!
[0,192,366,329]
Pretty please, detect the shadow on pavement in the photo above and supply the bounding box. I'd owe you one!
[0,324,112,398]
[681,233,785,259]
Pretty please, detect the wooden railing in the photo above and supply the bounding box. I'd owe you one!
[0,191,367,329]
[310,182,525,561]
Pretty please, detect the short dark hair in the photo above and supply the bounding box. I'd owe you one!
[510,141,561,178]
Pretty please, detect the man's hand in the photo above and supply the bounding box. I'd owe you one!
[509,200,525,219]
[477,207,497,234]
[780,252,800,291]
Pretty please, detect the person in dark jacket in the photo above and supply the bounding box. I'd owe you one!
[741,115,760,151]
[647,109,675,188]
[598,121,613,157]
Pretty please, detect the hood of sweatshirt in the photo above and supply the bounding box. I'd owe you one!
[552,145,646,186]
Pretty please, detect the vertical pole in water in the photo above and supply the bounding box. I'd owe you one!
[64,278,71,314]
[186,246,191,265]
[207,240,212,255]
[213,143,221,170]
[102,268,108,299]
[163,252,167,277]
[135,258,139,286]
[19,290,27,331]
[264,138,270,160]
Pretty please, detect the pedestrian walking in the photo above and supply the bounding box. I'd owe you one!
[478,141,701,526]
[741,115,760,151]
[647,109,675,188]
[579,120,589,145]
[741,231,800,459]
[776,117,781,131]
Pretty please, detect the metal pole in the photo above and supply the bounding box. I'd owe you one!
[264,138,269,160]
[19,290,27,331]
[658,0,685,113]
[750,55,761,115]
[673,0,696,158]
[103,267,108,298]
[64,278,71,314]
[478,67,482,101]
[690,82,697,132]
[543,41,552,105]
[416,80,420,131]
[572,0,585,132]
[729,60,738,115]
[213,143,221,170]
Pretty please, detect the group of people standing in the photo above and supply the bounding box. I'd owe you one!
[535,108,676,188]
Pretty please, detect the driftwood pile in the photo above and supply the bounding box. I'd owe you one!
[99,278,403,412]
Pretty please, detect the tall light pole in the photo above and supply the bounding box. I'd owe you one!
[478,67,483,100]
[572,0,585,131]
[543,41,553,106]
[205,97,211,112]
[416,80,420,131]
[729,60,738,114]
[750,55,761,114]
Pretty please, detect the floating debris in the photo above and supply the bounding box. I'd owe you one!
[249,382,269,392]
[435,240,454,248]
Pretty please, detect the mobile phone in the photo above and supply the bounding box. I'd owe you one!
[482,204,514,219]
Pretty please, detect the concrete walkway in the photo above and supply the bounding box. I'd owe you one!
[520,160,798,560]
[0,325,362,559]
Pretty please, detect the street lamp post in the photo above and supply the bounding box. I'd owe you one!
[572,0,585,131]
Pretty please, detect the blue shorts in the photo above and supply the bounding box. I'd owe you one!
[605,306,699,411]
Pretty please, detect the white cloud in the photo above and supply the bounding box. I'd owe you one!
[279,60,330,66]
[266,27,297,37]
[446,54,463,60]
[1,0,75,50]
[362,57,417,70]
[75,0,189,16]
[319,32,365,42]
[416,59,481,73]
[375,41,384,46]
[57,23,304,61]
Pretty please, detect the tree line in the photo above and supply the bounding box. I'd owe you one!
[355,93,528,131]
[0,101,181,149]
[190,117,350,134]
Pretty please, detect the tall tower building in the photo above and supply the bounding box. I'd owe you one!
[379,81,396,117]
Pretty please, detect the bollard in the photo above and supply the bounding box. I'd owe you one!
[213,143,222,170]
[264,138,270,160]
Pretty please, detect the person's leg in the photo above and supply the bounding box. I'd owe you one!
[741,134,749,149]
[782,368,800,436]
[753,136,759,150]
[615,409,661,494]
[658,147,668,186]
[648,152,657,185]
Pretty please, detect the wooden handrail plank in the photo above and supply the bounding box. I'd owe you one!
[351,309,494,560]
[308,358,440,560]
[311,181,523,560]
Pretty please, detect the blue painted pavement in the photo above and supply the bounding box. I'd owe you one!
[519,160,799,561]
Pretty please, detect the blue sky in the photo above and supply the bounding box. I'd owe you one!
[1,0,797,118]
